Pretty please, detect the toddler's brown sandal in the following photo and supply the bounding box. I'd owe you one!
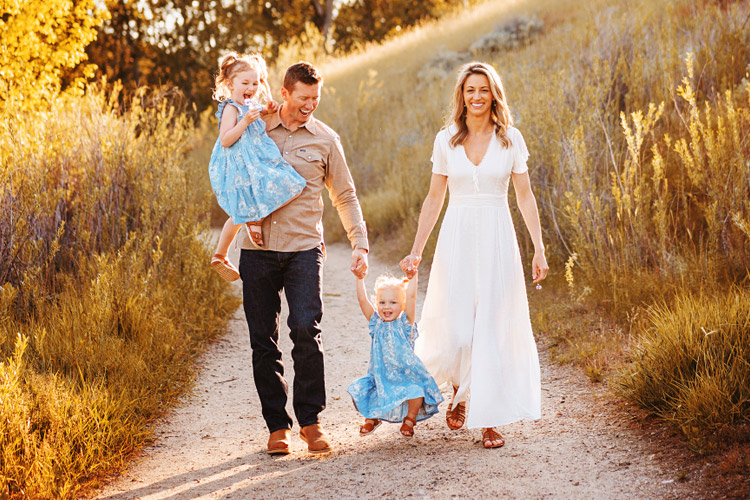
[400,416,416,439]
[359,418,381,436]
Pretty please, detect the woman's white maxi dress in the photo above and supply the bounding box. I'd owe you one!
[416,125,541,429]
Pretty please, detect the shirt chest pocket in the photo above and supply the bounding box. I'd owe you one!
[296,149,324,165]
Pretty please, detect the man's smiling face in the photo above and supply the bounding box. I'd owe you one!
[281,81,321,128]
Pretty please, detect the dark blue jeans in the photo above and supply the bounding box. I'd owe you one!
[239,246,325,433]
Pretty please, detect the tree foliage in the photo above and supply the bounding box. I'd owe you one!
[0,0,108,110]
[0,0,475,112]
[77,0,475,111]
[333,0,475,53]
[80,0,335,111]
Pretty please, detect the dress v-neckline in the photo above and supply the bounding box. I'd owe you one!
[462,135,494,167]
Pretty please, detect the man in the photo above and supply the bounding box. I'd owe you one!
[238,61,369,455]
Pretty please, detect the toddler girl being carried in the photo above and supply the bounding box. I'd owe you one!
[208,52,306,281]
[347,272,444,438]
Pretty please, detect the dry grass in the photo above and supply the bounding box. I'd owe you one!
[0,86,240,499]
[617,287,750,452]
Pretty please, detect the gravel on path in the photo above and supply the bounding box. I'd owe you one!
[92,243,698,500]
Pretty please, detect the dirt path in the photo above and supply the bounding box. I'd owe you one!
[93,243,698,500]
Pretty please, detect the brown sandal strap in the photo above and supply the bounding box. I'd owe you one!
[246,222,264,245]
[400,416,416,437]
[482,428,505,448]
[446,401,466,429]
[359,419,380,435]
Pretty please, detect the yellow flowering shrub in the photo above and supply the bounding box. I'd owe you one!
[0,0,107,110]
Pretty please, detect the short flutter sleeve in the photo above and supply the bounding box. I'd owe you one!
[431,130,448,176]
[214,99,242,131]
[509,127,530,174]
[214,101,227,130]
[367,312,382,338]
[398,313,418,348]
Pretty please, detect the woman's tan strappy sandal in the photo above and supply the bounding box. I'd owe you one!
[481,428,505,448]
[446,386,466,430]
[400,416,416,439]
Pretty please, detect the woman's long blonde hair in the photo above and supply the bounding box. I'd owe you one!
[447,62,514,149]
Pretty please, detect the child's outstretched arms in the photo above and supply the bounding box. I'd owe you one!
[405,272,418,325]
[356,277,375,321]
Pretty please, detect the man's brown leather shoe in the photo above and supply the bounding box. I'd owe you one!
[299,424,331,454]
[267,428,291,455]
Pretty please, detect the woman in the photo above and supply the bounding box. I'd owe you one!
[400,62,548,449]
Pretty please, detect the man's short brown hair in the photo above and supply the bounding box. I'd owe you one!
[283,62,323,91]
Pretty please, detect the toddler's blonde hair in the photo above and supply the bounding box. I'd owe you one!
[373,275,409,305]
[213,52,272,103]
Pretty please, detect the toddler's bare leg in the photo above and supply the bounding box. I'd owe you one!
[215,217,241,256]
[211,218,241,281]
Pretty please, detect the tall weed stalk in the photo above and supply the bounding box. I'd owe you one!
[0,86,239,499]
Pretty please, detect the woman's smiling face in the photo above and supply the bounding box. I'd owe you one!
[463,73,492,118]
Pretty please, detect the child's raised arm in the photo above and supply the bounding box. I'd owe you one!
[356,277,375,321]
[405,273,418,325]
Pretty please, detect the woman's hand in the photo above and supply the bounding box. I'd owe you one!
[400,254,421,280]
[531,251,548,284]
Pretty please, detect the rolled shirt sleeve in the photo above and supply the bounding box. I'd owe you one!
[325,135,369,251]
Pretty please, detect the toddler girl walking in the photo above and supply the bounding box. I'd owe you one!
[347,272,444,438]
[208,52,306,281]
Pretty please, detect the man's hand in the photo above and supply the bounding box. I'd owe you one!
[399,254,421,280]
[351,248,368,278]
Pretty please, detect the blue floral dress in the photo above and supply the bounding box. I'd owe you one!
[208,99,306,224]
[347,312,444,423]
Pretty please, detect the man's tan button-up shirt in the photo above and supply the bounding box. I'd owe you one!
[238,110,368,253]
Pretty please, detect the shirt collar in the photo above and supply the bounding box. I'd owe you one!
[268,106,318,135]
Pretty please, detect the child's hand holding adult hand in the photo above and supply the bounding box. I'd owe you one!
[399,254,421,280]
[351,248,368,278]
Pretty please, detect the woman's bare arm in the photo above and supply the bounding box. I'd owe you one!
[400,174,448,277]
[512,171,549,283]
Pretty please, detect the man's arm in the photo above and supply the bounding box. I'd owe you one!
[325,135,369,277]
